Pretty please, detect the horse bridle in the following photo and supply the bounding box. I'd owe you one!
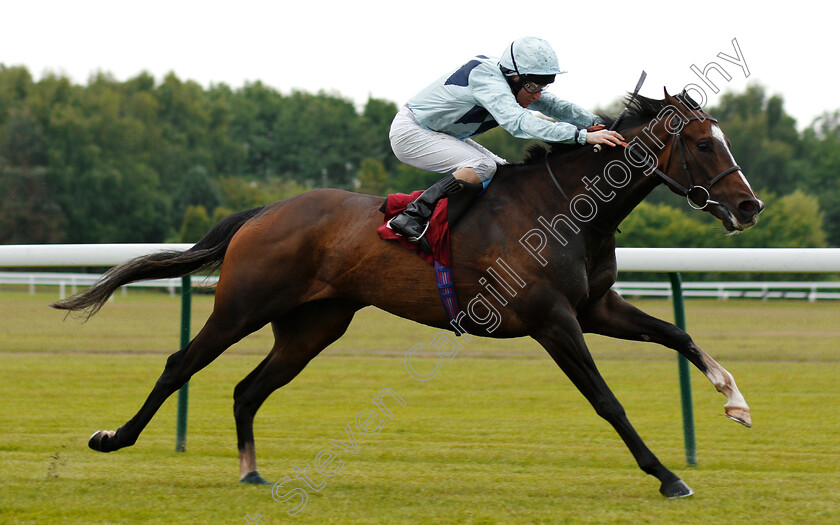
[627,115,742,210]
[544,114,742,211]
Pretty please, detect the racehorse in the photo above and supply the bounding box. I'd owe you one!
[53,89,763,498]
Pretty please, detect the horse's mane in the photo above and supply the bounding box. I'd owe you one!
[519,91,700,166]
[598,93,670,132]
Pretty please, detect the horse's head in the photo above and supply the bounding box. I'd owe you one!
[630,89,764,232]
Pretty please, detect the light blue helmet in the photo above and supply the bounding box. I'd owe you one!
[499,37,565,78]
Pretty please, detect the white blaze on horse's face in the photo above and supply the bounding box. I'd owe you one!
[708,122,764,231]
[711,124,755,196]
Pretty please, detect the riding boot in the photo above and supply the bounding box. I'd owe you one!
[387,174,463,254]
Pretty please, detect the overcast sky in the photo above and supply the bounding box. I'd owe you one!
[2,1,832,129]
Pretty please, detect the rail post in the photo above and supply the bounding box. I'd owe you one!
[669,272,697,466]
[175,276,191,452]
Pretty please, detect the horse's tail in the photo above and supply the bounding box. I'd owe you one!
[51,206,266,319]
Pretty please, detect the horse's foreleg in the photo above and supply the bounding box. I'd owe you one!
[234,299,361,485]
[579,290,750,427]
[534,308,692,498]
[89,311,265,453]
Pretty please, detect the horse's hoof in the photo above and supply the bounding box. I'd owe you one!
[660,479,694,498]
[88,430,116,453]
[240,471,272,485]
[725,406,752,427]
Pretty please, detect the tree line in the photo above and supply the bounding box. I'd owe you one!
[1,65,837,255]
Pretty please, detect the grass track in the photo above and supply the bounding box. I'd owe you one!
[0,290,838,523]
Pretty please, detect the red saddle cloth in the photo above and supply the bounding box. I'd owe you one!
[377,191,452,267]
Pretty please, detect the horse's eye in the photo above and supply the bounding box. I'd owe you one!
[697,141,712,152]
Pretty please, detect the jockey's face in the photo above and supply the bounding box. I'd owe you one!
[516,85,541,108]
[511,76,543,108]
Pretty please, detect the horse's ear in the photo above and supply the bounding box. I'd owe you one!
[674,89,703,111]
[663,86,670,98]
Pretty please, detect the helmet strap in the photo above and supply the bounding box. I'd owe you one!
[509,42,521,76]
[503,42,525,97]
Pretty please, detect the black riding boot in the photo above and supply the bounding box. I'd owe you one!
[387,174,463,254]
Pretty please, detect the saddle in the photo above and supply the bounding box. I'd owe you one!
[377,181,483,267]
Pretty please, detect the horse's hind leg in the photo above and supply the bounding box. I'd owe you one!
[89,309,268,453]
[234,299,362,484]
[579,290,751,426]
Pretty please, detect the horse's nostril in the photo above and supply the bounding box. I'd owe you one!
[738,199,764,217]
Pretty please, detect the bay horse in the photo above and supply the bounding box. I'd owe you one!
[53,89,763,498]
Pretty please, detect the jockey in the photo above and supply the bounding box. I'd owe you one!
[387,36,625,253]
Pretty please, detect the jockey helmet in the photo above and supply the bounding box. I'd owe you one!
[499,37,565,85]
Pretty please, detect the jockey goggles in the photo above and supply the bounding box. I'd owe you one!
[522,81,548,94]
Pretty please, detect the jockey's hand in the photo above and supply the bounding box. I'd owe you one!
[586,129,625,147]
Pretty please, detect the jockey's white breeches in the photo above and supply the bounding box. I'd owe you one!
[389,106,506,182]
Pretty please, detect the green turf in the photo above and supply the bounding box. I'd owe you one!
[0,290,838,523]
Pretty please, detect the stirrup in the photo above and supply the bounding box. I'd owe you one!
[407,221,430,243]
[385,216,430,243]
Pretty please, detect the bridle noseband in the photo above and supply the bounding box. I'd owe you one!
[627,115,741,210]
